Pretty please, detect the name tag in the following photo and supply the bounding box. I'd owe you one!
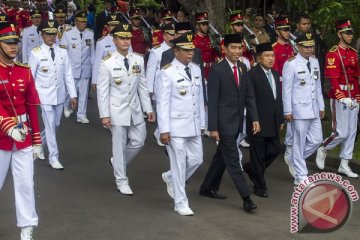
[298,71,305,74]
[41,59,47,61]
[0,80,9,84]
[71,38,77,40]
[177,79,184,83]
[105,45,111,48]
[29,34,34,36]
[114,68,122,71]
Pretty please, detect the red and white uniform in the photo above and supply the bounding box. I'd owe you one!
[193,32,218,79]
[272,40,295,77]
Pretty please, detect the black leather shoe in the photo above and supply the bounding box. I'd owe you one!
[199,189,227,199]
[254,190,269,198]
[243,198,257,212]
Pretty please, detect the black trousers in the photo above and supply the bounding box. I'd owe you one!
[243,135,280,191]
[200,135,250,199]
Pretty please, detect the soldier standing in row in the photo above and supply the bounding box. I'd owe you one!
[316,20,360,178]
[0,21,42,240]
[61,11,94,123]
[129,8,152,57]
[54,5,70,42]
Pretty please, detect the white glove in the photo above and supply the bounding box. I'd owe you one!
[7,127,25,142]
[340,98,353,108]
[33,145,45,160]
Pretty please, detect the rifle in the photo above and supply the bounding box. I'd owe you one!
[120,12,131,24]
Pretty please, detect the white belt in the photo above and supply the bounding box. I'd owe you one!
[17,114,27,123]
[339,84,354,91]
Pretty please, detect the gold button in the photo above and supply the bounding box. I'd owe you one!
[12,83,15,86]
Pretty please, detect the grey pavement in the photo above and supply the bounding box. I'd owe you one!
[1,97,359,240]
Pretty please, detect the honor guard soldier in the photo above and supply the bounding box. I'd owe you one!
[97,23,155,195]
[17,0,32,33]
[129,8,152,57]
[146,23,174,146]
[0,21,42,240]
[193,12,219,79]
[272,16,296,177]
[21,9,43,64]
[60,11,94,123]
[92,12,122,89]
[157,32,205,216]
[152,10,175,48]
[54,6,70,41]
[282,32,325,185]
[28,20,77,170]
[316,20,360,178]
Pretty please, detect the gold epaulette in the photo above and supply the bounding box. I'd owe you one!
[287,56,296,62]
[162,63,171,69]
[14,62,30,68]
[32,47,41,52]
[272,42,278,48]
[97,36,104,42]
[350,46,358,52]
[153,45,161,49]
[59,45,66,49]
[329,45,338,52]
[66,27,72,32]
[102,53,111,61]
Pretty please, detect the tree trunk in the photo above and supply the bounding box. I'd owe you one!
[177,0,225,34]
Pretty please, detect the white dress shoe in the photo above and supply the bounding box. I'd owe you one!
[21,226,34,240]
[338,159,359,178]
[239,139,250,148]
[49,161,64,170]
[64,108,73,118]
[284,146,296,177]
[161,172,174,199]
[154,133,165,147]
[174,207,194,216]
[118,184,133,195]
[316,146,327,170]
[77,117,90,124]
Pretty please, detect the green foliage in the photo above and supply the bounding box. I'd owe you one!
[134,0,162,9]
[288,0,360,47]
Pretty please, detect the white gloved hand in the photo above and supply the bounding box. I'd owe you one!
[7,127,25,142]
[340,98,353,108]
[33,145,45,160]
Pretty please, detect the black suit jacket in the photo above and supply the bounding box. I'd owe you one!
[94,11,108,42]
[247,64,284,137]
[208,59,258,136]
[160,48,207,104]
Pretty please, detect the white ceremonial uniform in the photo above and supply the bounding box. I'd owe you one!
[21,25,43,63]
[55,24,72,45]
[97,50,152,189]
[60,27,94,120]
[282,54,325,183]
[29,44,77,164]
[157,59,205,210]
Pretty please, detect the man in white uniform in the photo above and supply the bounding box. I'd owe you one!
[97,23,155,195]
[29,20,77,170]
[157,32,205,216]
[60,11,94,123]
[21,9,43,63]
[282,32,325,184]
[146,23,175,146]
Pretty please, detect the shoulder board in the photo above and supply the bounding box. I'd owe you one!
[272,42,278,47]
[329,45,338,52]
[87,28,93,32]
[153,45,161,49]
[350,46,358,52]
[153,29,161,32]
[102,53,111,61]
[162,63,171,70]
[97,36,104,42]
[59,45,67,49]
[310,55,318,60]
[32,47,41,52]
[14,62,30,68]
[66,27,72,32]
[132,52,142,58]
[287,56,296,62]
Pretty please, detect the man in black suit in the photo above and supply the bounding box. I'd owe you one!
[242,43,284,198]
[94,0,113,42]
[199,33,259,212]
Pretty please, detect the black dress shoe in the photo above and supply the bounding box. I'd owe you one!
[243,198,257,212]
[254,190,269,198]
[199,189,227,199]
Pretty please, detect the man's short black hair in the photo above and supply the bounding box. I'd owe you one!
[296,12,311,24]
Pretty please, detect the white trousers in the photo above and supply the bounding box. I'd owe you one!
[111,122,146,187]
[166,136,203,209]
[65,76,89,119]
[284,123,293,146]
[323,99,359,160]
[291,118,323,182]
[40,104,63,163]
[0,146,38,227]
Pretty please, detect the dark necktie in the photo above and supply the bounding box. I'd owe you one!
[80,32,83,40]
[124,57,129,71]
[60,26,63,33]
[307,61,311,72]
[233,65,239,87]
[50,47,55,61]
[185,66,191,80]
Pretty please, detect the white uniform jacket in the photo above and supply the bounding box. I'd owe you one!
[146,41,171,95]
[157,59,206,137]
[28,43,77,105]
[91,35,116,85]
[21,25,43,63]
[60,27,94,79]
[282,54,325,120]
[97,51,153,126]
